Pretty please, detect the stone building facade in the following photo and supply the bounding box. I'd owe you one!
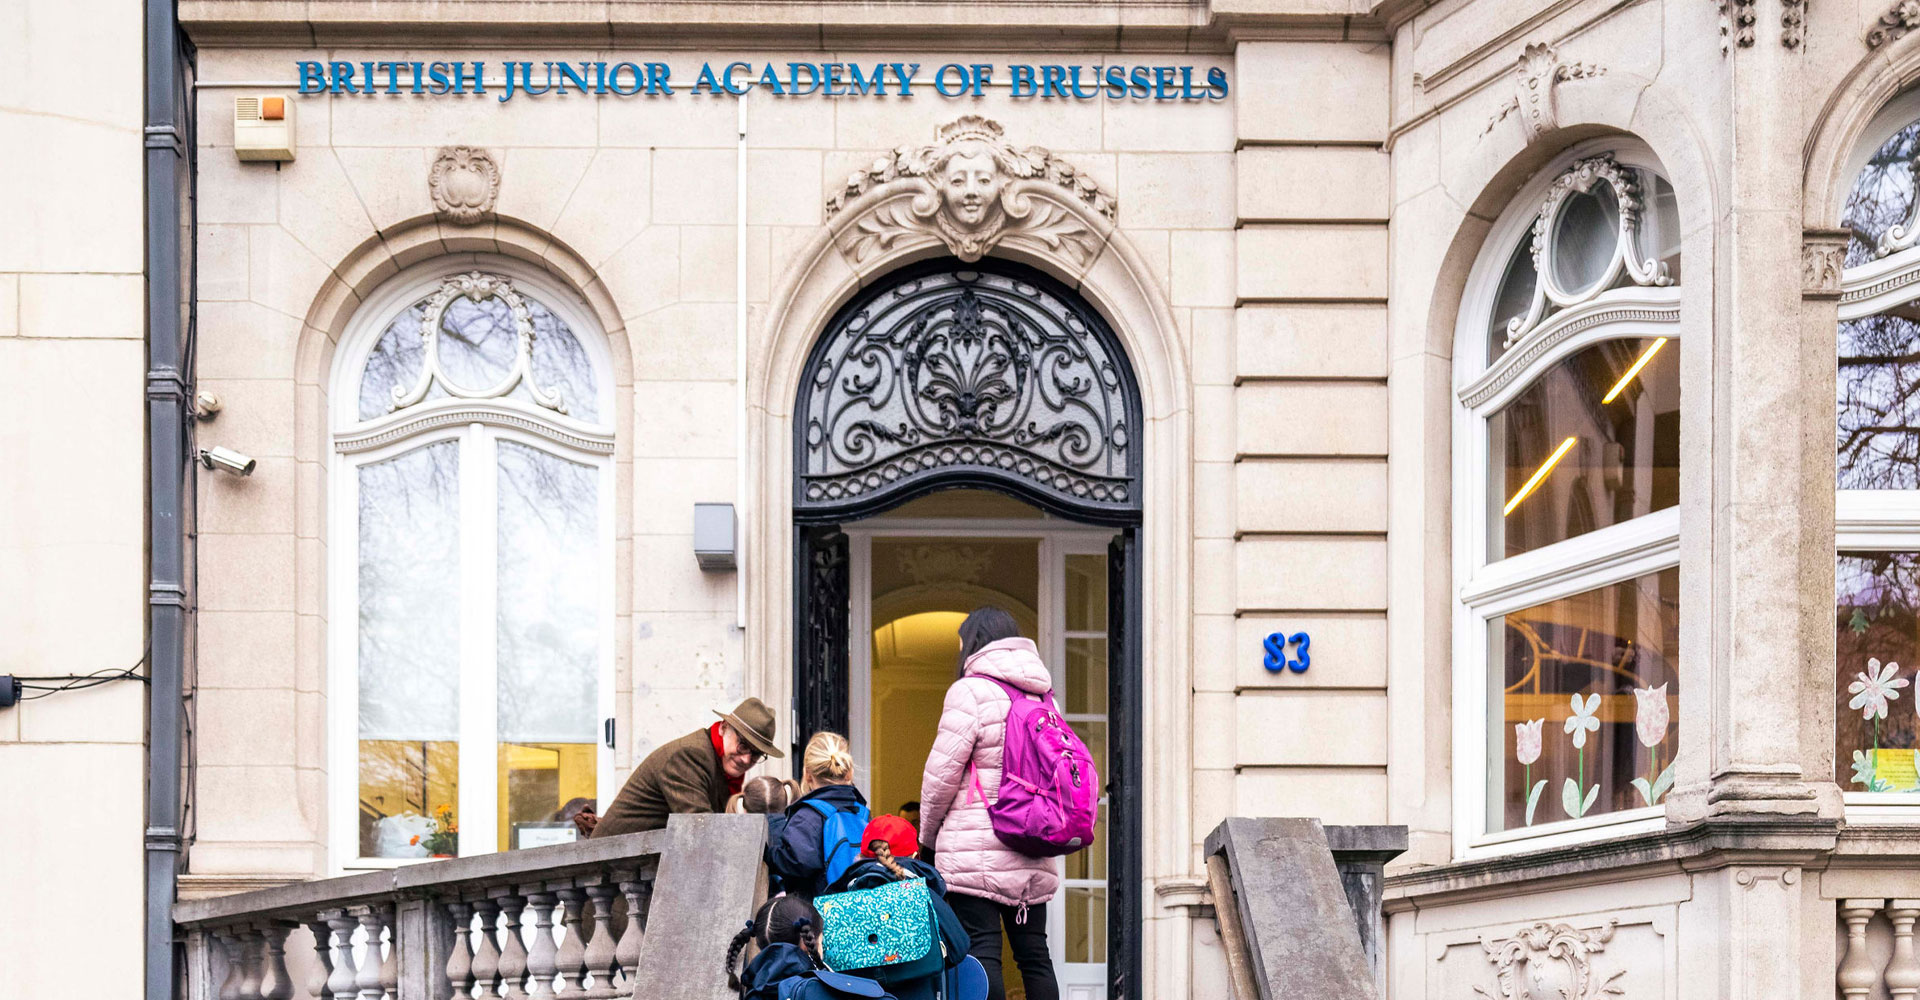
[17,0,1920,996]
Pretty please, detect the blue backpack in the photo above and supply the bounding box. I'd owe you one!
[803,798,871,885]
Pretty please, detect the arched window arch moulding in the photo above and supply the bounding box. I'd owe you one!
[1423,81,1721,860]
[746,115,1194,989]
[286,217,637,872]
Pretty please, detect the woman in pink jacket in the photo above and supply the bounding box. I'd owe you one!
[918,607,1060,1000]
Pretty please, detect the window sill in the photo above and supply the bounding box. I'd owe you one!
[1462,806,1665,858]
[1384,813,1842,912]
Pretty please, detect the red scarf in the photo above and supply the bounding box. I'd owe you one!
[709,722,744,796]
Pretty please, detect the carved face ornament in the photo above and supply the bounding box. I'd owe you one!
[940,147,1004,229]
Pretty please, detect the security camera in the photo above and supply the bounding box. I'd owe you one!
[198,446,257,477]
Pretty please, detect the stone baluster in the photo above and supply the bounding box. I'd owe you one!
[497,890,531,998]
[378,906,400,1000]
[1839,898,1885,999]
[612,875,649,990]
[305,918,337,1000]
[354,907,388,1000]
[522,889,559,996]
[235,926,266,999]
[445,900,475,999]
[580,883,618,997]
[1890,899,1920,1000]
[213,928,246,1000]
[325,911,361,1000]
[258,922,296,1000]
[470,898,503,999]
[552,886,587,995]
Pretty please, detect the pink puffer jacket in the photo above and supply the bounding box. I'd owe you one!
[918,637,1061,909]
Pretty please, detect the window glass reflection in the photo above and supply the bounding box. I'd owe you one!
[1551,183,1621,295]
[1489,338,1680,559]
[356,288,599,423]
[497,440,600,848]
[1489,568,1680,832]
[357,441,462,857]
[1837,553,1920,792]
[1844,118,1920,267]
[1838,308,1920,489]
[1486,240,1539,364]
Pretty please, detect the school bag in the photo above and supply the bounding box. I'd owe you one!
[801,798,872,886]
[814,877,944,985]
[974,677,1099,857]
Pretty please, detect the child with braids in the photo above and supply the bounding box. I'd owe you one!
[724,894,821,999]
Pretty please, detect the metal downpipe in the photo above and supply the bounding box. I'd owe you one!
[144,0,189,995]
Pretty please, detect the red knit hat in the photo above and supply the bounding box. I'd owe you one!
[860,814,919,859]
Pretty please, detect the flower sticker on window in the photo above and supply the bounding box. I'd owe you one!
[1850,658,1908,746]
[1562,693,1602,819]
[1629,684,1676,806]
[1515,718,1547,826]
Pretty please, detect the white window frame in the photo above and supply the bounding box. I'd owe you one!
[326,258,618,872]
[1833,89,1920,818]
[1450,139,1683,859]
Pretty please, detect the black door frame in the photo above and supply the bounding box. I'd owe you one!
[791,259,1146,998]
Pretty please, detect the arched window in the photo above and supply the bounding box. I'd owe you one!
[1834,91,1920,804]
[329,264,615,865]
[1453,142,1683,854]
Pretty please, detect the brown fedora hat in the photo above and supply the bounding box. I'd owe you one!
[713,697,784,758]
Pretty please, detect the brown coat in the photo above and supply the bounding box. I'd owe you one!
[592,728,728,838]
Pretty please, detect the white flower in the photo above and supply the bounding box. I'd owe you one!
[1632,684,1670,748]
[1515,719,1545,766]
[1564,692,1602,750]
[1849,658,1908,722]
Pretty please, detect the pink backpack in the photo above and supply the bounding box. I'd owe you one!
[970,677,1100,858]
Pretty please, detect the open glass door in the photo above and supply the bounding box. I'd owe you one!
[1051,542,1112,999]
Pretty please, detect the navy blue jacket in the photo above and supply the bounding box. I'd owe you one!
[768,783,868,898]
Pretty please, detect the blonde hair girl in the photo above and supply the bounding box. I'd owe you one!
[768,730,870,899]
[801,731,857,791]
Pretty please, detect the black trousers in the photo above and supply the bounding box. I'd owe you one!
[945,891,1058,1000]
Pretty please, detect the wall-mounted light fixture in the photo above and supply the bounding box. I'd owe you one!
[693,503,737,570]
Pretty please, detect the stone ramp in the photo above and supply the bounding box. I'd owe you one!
[1204,818,1407,1000]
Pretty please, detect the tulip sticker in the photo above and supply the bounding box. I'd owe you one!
[1562,692,1601,819]
[1629,683,1676,806]
[1515,718,1547,826]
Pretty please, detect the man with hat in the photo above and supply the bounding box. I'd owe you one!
[581,697,785,838]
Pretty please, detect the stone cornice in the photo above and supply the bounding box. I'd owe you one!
[178,0,1389,47]
[1383,815,1844,911]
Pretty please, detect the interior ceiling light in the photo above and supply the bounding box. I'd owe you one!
[1601,337,1668,404]
[1504,436,1578,516]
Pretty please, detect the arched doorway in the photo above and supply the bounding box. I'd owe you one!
[792,258,1143,999]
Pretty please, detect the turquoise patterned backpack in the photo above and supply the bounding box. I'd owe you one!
[813,877,943,984]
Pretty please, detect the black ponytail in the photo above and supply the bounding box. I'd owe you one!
[723,920,755,997]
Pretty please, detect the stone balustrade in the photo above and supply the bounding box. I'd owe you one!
[1838,897,1920,1000]
[174,814,766,1000]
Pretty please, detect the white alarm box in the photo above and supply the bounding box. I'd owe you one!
[233,95,295,162]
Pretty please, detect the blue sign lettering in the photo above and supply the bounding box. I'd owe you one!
[1262,632,1311,675]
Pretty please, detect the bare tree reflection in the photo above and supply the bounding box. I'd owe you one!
[496,441,598,744]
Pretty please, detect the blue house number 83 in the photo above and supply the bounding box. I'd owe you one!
[1262,632,1311,674]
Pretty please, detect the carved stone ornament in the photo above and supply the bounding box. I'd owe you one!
[795,266,1138,519]
[391,271,566,414]
[1473,921,1625,1000]
[1718,0,1757,51]
[1872,0,1920,46]
[1803,227,1852,297]
[824,116,1117,268]
[1501,153,1674,349]
[1782,0,1807,47]
[897,544,994,584]
[429,146,500,225]
[1485,43,1606,142]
